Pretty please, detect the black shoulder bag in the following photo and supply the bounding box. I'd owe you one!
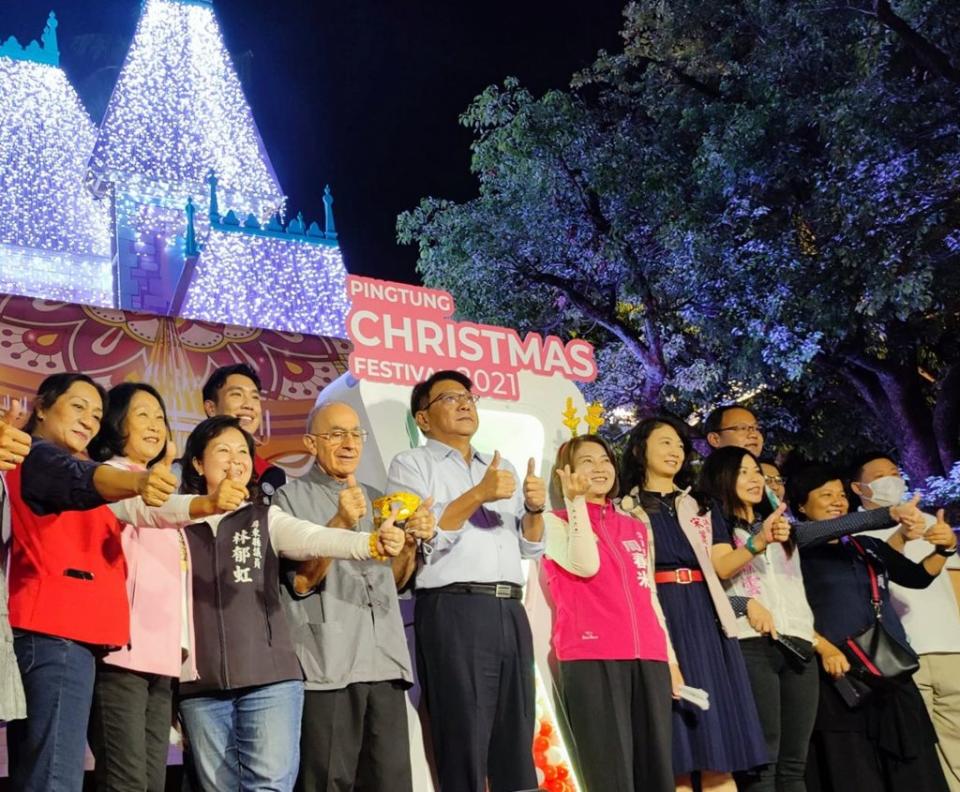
[840,537,919,686]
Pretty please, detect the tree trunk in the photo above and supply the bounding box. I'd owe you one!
[837,356,946,484]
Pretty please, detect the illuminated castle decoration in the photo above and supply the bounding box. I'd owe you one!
[0,1,349,337]
[0,12,113,307]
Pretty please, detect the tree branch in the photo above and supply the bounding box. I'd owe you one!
[873,0,960,85]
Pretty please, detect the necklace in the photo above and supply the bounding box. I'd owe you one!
[644,490,676,516]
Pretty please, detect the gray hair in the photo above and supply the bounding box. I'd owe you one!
[304,400,357,433]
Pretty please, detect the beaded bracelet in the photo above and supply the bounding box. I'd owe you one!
[369,531,388,561]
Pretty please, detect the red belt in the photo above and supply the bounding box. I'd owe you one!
[654,568,704,585]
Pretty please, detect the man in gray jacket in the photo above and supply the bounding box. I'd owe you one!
[276,401,435,792]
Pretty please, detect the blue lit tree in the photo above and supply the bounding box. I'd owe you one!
[398,0,960,488]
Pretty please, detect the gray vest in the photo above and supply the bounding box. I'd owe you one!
[276,467,413,691]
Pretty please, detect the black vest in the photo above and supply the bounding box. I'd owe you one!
[180,504,302,696]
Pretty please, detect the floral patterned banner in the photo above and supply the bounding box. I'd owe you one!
[0,294,349,469]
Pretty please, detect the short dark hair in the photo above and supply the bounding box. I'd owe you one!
[24,372,108,436]
[410,370,472,416]
[785,464,844,521]
[704,404,755,436]
[848,450,898,483]
[201,364,262,406]
[552,434,620,504]
[89,382,169,465]
[179,415,259,499]
[620,414,697,495]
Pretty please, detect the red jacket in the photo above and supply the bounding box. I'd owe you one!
[5,464,130,648]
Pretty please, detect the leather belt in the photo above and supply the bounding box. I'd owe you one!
[654,568,704,585]
[417,582,524,599]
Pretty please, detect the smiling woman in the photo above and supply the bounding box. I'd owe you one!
[86,382,198,792]
[3,372,193,791]
[619,415,767,792]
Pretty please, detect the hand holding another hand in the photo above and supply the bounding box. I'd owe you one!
[405,497,436,542]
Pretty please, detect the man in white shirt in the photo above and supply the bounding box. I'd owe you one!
[386,370,546,792]
[854,452,960,791]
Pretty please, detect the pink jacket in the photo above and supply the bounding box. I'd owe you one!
[101,458,196,679]
[543,500,669,663]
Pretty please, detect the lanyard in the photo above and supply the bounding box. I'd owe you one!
[845,536,882,617]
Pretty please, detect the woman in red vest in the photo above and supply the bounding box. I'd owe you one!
[4,373,231,792]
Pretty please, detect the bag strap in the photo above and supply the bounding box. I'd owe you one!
[847,536,882,616]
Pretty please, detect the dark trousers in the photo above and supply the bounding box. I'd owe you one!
[7,630,97,792]
[737,637,819,792]
[88,665,174,792]
[295,681,412,792]
[415,592,538,792]
[559,658,674,792]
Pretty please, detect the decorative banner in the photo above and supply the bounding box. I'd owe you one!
[0,294,349,468]
[346,275,597,401]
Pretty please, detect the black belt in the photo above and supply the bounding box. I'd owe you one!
[417,582,524,600]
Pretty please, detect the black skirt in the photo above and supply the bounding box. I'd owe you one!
[806,671,948,792]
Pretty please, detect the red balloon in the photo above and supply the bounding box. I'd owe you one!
[533,736,550,753]
[544,766,558,781]
[556,765,569,779]
[534,751,548,768]
[539,720,553,737]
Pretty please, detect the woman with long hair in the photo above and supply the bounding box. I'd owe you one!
[175,415,405,792]
[699,447,925,792]
[543,433,676,792]
[619,415,766,792]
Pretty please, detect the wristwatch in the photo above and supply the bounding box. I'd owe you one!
[935,544,958,557]
[524,502,546,515]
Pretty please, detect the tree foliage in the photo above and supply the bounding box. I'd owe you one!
[397,0,960,487]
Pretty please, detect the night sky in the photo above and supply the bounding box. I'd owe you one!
[7,1,626,285]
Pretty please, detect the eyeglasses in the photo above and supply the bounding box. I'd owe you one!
[764,475,786,486]
[309,430,368,444]
[719,423,763,435]
[423,391,480,410]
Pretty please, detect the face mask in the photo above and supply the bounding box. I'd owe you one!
[863,475,907,507]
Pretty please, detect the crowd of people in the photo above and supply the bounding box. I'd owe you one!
[0,365,956,792]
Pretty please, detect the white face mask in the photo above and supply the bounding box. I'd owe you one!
[863,475,907,508]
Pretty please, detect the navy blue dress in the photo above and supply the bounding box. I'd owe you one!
[644,493,768,776]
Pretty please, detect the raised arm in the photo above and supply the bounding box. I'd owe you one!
[795,507,900,549]
[267,505,405,562]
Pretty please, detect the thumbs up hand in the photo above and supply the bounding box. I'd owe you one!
[477,451,517,503]
[139,441,179,506]
[0,396,31,471]
[209,475,248,513]
[336,473,367,527]
[762,502,791,544]
[925,508,958,551]
[522,457,546,513]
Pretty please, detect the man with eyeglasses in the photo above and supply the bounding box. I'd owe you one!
[275,400,435,792]
[705,404,765,458]
[386,370,546,792]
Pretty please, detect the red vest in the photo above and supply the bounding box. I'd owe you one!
[5,465,130,647]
